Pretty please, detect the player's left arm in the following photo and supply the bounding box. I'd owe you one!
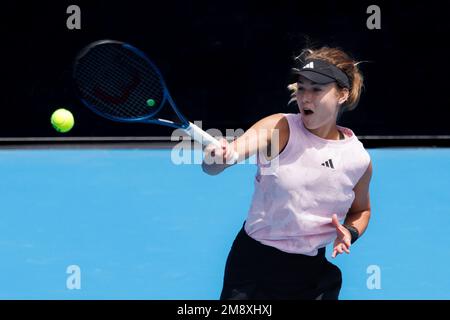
[344,160,373,238]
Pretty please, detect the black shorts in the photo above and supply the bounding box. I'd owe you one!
[220,223,342,300]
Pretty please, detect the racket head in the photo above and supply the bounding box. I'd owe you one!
[73,40,171,123]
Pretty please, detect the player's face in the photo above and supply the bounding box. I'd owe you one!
[295,76,342,130]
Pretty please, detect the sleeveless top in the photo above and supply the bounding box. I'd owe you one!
[244,113,371,256]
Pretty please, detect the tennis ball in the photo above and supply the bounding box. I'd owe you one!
[146,99,156,107]
[51,108,74,133]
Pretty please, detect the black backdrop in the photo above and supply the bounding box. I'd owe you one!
[2,0,449,138]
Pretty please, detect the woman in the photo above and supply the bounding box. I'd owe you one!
[202,47,373,300]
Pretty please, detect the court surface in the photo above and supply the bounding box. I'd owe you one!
[0,147,449,299]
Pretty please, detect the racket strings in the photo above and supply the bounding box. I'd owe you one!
[82,46,161,117]
[78,47,160,118]
[75,44,165,120]
[77,51,136,117]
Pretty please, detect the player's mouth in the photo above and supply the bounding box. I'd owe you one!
[302,108,314,116]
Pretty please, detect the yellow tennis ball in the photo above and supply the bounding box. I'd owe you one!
[51,108,74,133]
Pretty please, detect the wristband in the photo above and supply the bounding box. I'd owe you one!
[343,225,359,244]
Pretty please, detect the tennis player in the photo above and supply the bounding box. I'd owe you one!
[202,46,372,300]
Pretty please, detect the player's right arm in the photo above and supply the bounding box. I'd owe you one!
[201,113,289,175]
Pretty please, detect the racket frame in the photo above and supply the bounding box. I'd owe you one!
[73,39,238,160]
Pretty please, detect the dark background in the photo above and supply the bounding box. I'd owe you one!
[1,0,449,138]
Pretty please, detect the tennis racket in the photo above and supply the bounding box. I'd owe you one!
[73,39,238,162]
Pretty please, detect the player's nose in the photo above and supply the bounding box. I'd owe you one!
[301,91,313,104]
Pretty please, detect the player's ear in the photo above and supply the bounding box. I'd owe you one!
[338,88,349,105]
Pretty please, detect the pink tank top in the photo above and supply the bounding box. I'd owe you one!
[244,113,371,256]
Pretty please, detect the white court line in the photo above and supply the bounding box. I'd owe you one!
[0,135,450,142]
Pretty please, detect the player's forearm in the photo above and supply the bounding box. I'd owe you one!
[231,129,265,161]
[343,209,371,238]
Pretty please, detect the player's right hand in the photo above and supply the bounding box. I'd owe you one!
[203,138,234,165]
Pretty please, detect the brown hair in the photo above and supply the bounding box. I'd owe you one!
[288,47,364,117]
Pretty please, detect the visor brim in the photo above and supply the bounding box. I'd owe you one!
[297,70,336,85]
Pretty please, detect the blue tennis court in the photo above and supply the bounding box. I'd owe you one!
[0,147,449,299]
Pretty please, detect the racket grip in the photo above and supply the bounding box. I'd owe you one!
[185,122,239,163]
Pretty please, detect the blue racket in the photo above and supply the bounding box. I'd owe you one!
[73,39,238,161]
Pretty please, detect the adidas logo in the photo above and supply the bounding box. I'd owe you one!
[303,61,314,69]
[321,159,334,169]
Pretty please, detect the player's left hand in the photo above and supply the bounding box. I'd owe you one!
[331,214,351,258]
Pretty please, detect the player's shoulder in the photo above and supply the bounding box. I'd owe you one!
[351,139,372,178]
[256,113,289,131]
[356,139,372,163]
[254,113,290,160]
